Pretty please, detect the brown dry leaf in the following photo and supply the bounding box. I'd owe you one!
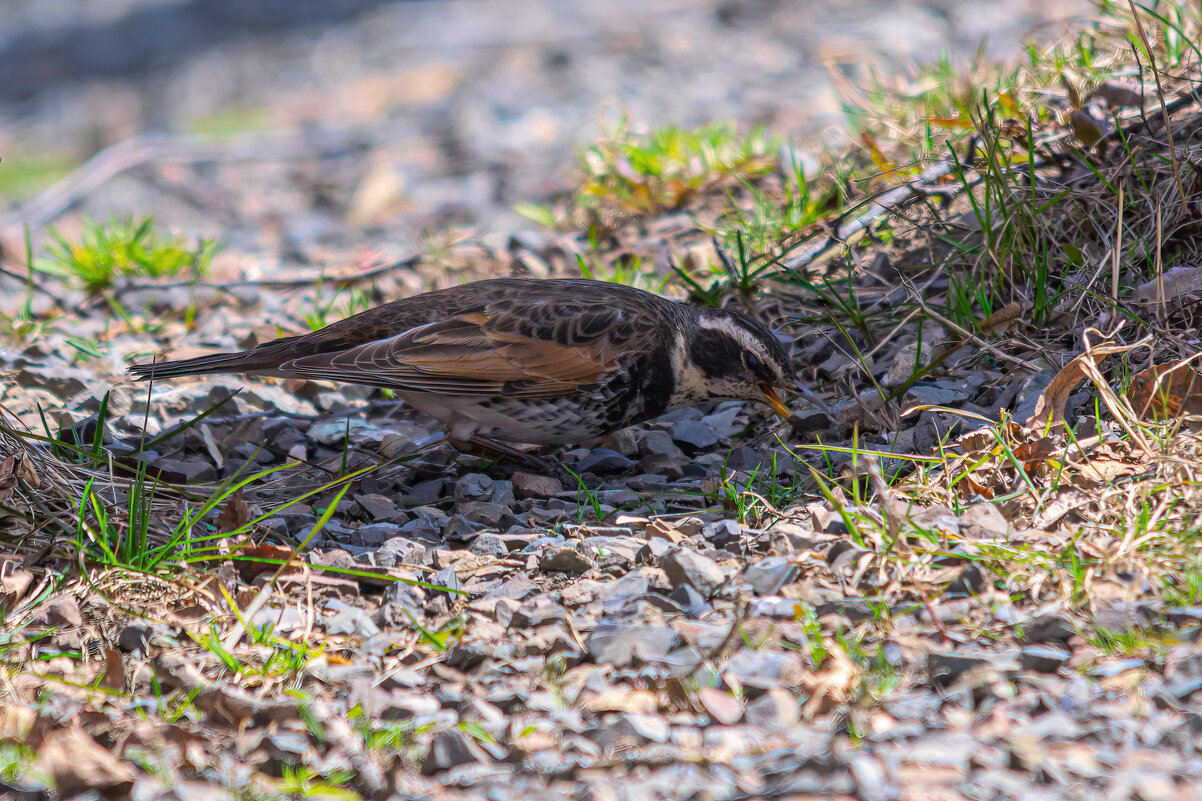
[0,564,33,611]
[1127,363,1202,420]
[1027,357,1090,429]
[1131,265,1202,304]
[237,542,294,581]
[0,704,35,742]
[0,453,33,504]
[98,648,126,692]
[1072,452,1147,485]
[0,456,15,503]
[216,488,250,534]
[977,302,1023,336]
[1012,436,1060,475]
[38,725,136,796]
[947,420,1028,499]
[1069,102,1113,148]
[1088,79,1147,107]
[799,642,859,719]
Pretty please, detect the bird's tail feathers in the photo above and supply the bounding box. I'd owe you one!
[127,350,280,381]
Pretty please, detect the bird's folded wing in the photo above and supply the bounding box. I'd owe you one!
[277,312,616,397]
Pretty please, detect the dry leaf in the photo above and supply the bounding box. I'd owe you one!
[800,642,859,719]
[216,488,250,534]
[236,542,294,581]
[1028,357,1090,428]
[1069,102,1113,148]
[977,302,1023,336]
[1088,79,1147,108]
[1073,453,1146,485]
[1127,363,1202,420]
[99,648,126,692]
[0,704,35,742]
[0,565,33,612]
[1131,266,1202,305]
[38,726,136,796]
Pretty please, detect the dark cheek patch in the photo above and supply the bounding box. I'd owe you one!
[689,330,742,378]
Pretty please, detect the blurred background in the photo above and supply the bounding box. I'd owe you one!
[0,0,1092,262]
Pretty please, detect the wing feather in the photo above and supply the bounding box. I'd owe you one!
[276,313,617,398]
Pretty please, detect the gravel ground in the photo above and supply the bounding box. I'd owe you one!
[7,3,1202,801]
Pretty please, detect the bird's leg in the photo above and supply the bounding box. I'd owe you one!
[448,435,562,475]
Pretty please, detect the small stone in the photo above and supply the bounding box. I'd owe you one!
[1023,614,1077,643]
[354,522,403,547]
[697,687,743,725]
[725,650,797,690]
[497,531,540,551]
[454,473,495,503]
[850,754,890,801]
[743,687,800,730]
[468,533,507,558]
[154,458,217,483]
[400,478,446,506]
[640,429,683,458]
[355,493,403,521]
[422,729,490,775]
[660,548,725,599]
[702,519,741,546]
[399,517,442,543]
[670,419,719,452]
[586,623,682,667]
[483,573,538,601]
[667,583,711,617]
[511,471,563,499]
[927,649,993,688]
[540,546,592,573]
[1020,645,1071,673]
[639,453,684,479]
[326,608,380,638]
[1089,657,1145,678]
[743,556,799,596]
[36,596,82,627]
[509,600,565,629]
[307,418,379,445]
[374,537,423,567]
[442,514,481,542]
[576,449,635,474]
[456,501,512,528]
[724,445,763,472]
[600,428,638,456]
[597,488,640,508]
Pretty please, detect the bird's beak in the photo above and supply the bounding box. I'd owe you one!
[758,383,793,419]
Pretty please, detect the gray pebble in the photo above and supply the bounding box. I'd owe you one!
[671,419,719,452]
[576,448,635,474]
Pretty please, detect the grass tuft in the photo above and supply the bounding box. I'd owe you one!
[37,216,219,293]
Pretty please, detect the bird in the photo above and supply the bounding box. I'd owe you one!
[128,278,825,458]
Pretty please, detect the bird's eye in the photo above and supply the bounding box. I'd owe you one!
[743,351,761,370]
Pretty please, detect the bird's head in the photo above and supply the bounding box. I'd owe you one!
[673,307,798,419]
